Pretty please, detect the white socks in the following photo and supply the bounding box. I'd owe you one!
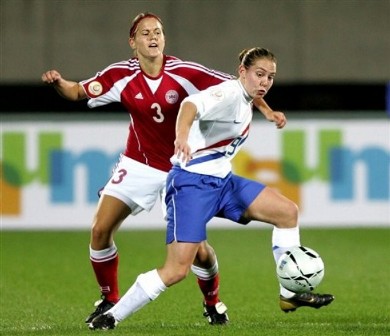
[89,242,117,261]
[272,226,300,298]
[100,227,301,323]
[191,260,219,280]
[108,269,167,322]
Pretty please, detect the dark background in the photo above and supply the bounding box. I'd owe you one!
[1,83,387,113]
[2,0,389,114]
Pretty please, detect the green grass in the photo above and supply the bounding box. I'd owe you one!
[1,228,389,335]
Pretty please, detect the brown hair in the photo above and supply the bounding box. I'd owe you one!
[239,47,276,69]
[129,12,164,38]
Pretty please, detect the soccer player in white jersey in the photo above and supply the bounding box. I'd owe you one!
[88,47,334,330]
[41,13,283,325]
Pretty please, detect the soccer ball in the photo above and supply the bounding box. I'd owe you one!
[276,246,324,293]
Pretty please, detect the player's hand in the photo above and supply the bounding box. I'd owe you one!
[174,138,192,163]
[41,70,63,85]
[267,111,287,129]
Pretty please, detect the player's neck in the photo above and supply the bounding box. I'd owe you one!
[139,55,164,78]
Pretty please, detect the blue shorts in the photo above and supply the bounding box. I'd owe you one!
[165,167,266,243]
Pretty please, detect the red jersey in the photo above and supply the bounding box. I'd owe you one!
[81,55,232,172]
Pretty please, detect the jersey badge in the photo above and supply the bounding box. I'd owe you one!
[135,92,143,100]
[88,81,103,96]
[165,90,179,104]
[210,89,224,101]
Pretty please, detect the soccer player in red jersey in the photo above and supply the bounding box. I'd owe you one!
[41,12,284,325]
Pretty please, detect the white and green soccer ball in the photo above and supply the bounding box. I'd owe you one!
[276,246,325,293]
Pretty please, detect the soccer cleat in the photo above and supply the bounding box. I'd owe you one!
[88,313,117,330]
[203,301,229,325]
[84,298,115,324]
[279,292,335,313]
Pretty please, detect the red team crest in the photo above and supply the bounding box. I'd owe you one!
[165,90,179,104]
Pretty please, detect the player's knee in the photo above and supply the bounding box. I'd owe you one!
[194,242,215,266]
[278,201,299,229]
[90,221,113,245]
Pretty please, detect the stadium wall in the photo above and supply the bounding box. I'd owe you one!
[2,0,390,83]
[2,115,389,230]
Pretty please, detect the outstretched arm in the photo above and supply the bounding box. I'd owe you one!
[41,70,87,101]
[253,97,287,129]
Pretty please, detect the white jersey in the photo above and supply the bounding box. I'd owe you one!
[170,79,253,178]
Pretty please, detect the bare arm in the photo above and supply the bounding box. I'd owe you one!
[253,97,287,129]
[41,70,87,101]
[174,101,197,163]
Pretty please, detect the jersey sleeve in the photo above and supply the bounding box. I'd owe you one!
[166,57,234,92]
[80,60,132,108]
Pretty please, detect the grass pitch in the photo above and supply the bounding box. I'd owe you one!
[1,227,389,335]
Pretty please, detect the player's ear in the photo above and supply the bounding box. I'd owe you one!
[238,64,246,78]
[129,37,136,50]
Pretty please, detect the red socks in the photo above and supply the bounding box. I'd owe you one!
[197,274,220,306]
[90,254,120,303]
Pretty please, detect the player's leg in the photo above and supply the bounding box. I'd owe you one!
[85,194,131,323]
[166,168,228,324]
[86,156,167,323]
[243,185,335,312]
[244,186,299,263]
[192,241,229,325]
[89,241,199,330]
[193,242,219,305]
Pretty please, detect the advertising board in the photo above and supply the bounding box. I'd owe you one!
[2,118,389,229]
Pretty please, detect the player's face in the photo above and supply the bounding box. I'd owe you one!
[239,58,276,99]
[129,17,165,59]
